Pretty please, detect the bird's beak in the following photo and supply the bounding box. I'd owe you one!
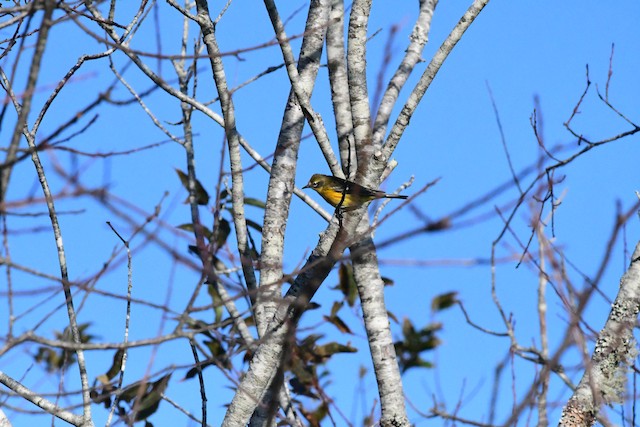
[302,182,310,189]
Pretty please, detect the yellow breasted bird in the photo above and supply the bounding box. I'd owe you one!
[303,173,408,210]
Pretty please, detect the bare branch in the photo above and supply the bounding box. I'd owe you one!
[258,0,331,335]
[383,0,490,159]
[351,220,410,425]
[0,371,85,426]
[264,0,341,177]
[327,0,356,177]
[372,0,438,146]
[558,241,640,427]
[347,0,374,179]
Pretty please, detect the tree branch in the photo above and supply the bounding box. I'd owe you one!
[347,0,374,179]
[194,0,258,316]
[326,0,356,178]
[382,0,490,160]
[223,204,369,426]
[372,0,438,146]
[351,216,410,426]
[264,0,341,178]
[558,241,640,427]
[258,0,331,336]
[0,371,85,426]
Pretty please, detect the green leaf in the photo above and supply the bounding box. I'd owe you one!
[289,376,318,398]
[175,168,209,205]
[134,374,171,421]
[181,317,215,340]
[300,334,323,348]
[395,319,442,373]
[176,223,194,232]
[243,197,266,209]
[90,386,112,407]
[34,347,64,372]
[387,310,399,324]
[207,283,224,324]
[204,338,224,357]
[314,342,357,358]
[289,358,315,384]
[176,223,213,241]
[213,218,231,248]
[119,380,144,403]
[104,349,125,381]
[337,263,358,306]
[401,318,416,338]
[56,322,95,343]
[330,301,343,317]
[36,323,96,372]
[184,360,216,379]
[307,302,321,310]
[301,403,328,427]
[245,218,263,233]
[323,314,352,335]
[431,291,458,312]
[398,355,434,373]
[187,244,200,257]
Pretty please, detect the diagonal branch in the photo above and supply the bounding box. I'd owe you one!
[558,240,640,427]
[263,0,341,178]
[372,0,438,146]
[382,0,490,160]
[1,0,54,203]
[0,371,84,426]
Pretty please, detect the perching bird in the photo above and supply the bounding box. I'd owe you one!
[303,173,408,210]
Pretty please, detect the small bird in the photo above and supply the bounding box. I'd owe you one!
[303,173,408,210]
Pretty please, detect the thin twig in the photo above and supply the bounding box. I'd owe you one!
[105,222,133,426]
[190,341,207,426]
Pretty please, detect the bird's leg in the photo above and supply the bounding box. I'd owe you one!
[335,207,344,227]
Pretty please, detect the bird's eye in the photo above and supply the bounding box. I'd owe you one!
[312,181,319,188]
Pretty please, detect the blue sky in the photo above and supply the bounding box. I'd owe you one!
[2,1,640,426]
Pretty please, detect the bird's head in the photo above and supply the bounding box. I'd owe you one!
[303,174,327,190]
